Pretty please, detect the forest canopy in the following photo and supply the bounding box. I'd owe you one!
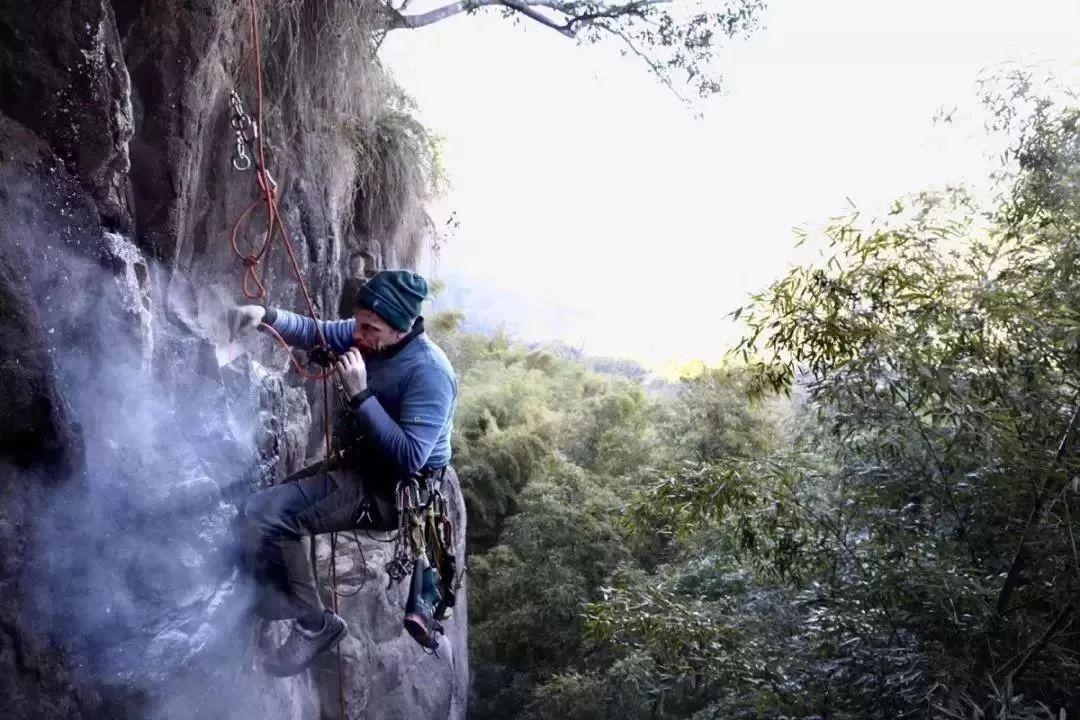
[442,73,1080,719]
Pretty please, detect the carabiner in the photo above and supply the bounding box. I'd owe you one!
[232,150,253,171]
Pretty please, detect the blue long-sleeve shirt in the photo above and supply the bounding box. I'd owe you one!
[265,309,457,476]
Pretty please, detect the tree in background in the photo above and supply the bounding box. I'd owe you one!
[729,76,1080,717]
[426,64,1080,720]
[427,311,783,718]
[375,0,764,99]
[572,76,1080,719]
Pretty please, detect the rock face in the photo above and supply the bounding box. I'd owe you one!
[0,2,465,719]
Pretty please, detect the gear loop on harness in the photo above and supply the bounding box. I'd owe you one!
[385,468,458,637]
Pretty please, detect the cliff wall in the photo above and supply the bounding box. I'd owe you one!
[0,2,465,718]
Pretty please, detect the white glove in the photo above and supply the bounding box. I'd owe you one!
[334,347,368,400]
[227,305,266,341]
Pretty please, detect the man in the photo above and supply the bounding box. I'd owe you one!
[229,269,458,677]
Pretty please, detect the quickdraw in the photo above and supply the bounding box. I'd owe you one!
[386,479,423,585]
[386,472,460,625]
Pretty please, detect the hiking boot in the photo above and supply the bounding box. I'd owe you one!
[264,610,348,677]
[403,559,443,650]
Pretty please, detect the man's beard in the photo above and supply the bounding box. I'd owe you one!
[357,340,389,358]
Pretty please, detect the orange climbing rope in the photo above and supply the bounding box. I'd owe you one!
[230,1,348,717]
[259,323,334,382]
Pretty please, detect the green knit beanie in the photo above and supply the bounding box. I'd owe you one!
[356,270,428,332]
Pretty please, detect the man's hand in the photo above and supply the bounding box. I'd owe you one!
[227,305,266,341]
[335,348,368,400]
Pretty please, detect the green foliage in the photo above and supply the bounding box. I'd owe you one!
[561,379,652,478]
[431,311,781,718]
[653,366,779,464]
[459,80,1080,720]
[599,85,1080,719]
[452,74,1080,720]
[346,86,445,266]
[449,356,561,548]
[428,313,663,550]
[472,466,631,684]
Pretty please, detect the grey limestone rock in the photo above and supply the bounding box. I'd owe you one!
[0,2,465,718]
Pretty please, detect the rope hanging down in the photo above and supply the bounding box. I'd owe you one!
[229,1,347,718]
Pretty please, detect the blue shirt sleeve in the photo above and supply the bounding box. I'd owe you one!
[265,309,355,354]
[355,363,457,476]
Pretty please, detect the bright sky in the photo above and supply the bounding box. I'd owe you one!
[382,0,1080,370]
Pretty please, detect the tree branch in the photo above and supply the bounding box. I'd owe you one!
[385,0,493,30]
[385,0,670,38]
[995,400,1080,618]
[564,0,667,32]
[501,0,575,37]
[970,399,1080,687]
[595,20,691,106]
[984,600,1076,720]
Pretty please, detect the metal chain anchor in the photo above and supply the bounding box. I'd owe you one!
[229,91,257,171]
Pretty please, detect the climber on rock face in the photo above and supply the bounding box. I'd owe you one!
[229,269,459,677]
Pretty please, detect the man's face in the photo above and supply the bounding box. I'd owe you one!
[353,308,404,354]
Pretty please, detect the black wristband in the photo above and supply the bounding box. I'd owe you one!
[262,306,278,325]
[348,388,374,411]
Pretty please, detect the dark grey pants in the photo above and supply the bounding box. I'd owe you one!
[241,468,395,621]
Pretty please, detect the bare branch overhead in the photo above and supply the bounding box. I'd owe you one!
[380,0,764,102]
